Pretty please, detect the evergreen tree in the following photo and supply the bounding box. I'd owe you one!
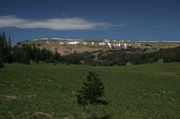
[0,54,4,68]
[8,37,11,47]
[0,33,5,67]
[0,32,12,63]
[77,72,104,105]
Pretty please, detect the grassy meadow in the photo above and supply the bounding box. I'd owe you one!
[0,62,180,119]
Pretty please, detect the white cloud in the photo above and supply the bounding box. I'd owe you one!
[0,15,112,30]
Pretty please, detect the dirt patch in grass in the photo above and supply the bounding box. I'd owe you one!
[4,95,17,101]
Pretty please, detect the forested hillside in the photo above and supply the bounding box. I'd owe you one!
[1,32,180,66]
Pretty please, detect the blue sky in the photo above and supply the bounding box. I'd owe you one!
[0,0,180,42]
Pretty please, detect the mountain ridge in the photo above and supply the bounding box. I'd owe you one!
[16,38,180,55]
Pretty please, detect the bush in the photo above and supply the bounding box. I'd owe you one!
[86,113,110,119]
[77,72,104,105]
[0,56,4,69]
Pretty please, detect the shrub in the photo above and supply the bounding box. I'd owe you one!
[0,56,4,69]
[77,72,104,105]
[86,113,110,119]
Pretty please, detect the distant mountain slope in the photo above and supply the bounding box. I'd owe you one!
[16,38,180,55]
[16,38,141,55]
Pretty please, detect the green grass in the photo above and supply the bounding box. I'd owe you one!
[0,62,180,119]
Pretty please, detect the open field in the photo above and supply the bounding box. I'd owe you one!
[0,63,180,119]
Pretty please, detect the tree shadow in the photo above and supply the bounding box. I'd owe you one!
[95,100,109,105]
[87,113,110,119]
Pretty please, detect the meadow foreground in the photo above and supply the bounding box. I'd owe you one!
[0,62,180,119]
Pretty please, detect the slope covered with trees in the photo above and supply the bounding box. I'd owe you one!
[1,32,180,66]
[12,44,61,64]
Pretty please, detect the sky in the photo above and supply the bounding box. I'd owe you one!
[0,0,180,43]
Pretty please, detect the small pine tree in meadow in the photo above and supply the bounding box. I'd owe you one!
[77,71,104,105]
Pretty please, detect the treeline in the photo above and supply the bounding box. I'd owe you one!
[12,44,61,64]
[0,32,12,68]
[12,45,95,65]
[13,46,180,66]
[94,48,160,66]
[1,32,180,67]
[13,44,97,64]
[0,32,95,65]
[0,32,62,66]
[87,47,180,66]
[61,51,95,64]
[159,47,180,63]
